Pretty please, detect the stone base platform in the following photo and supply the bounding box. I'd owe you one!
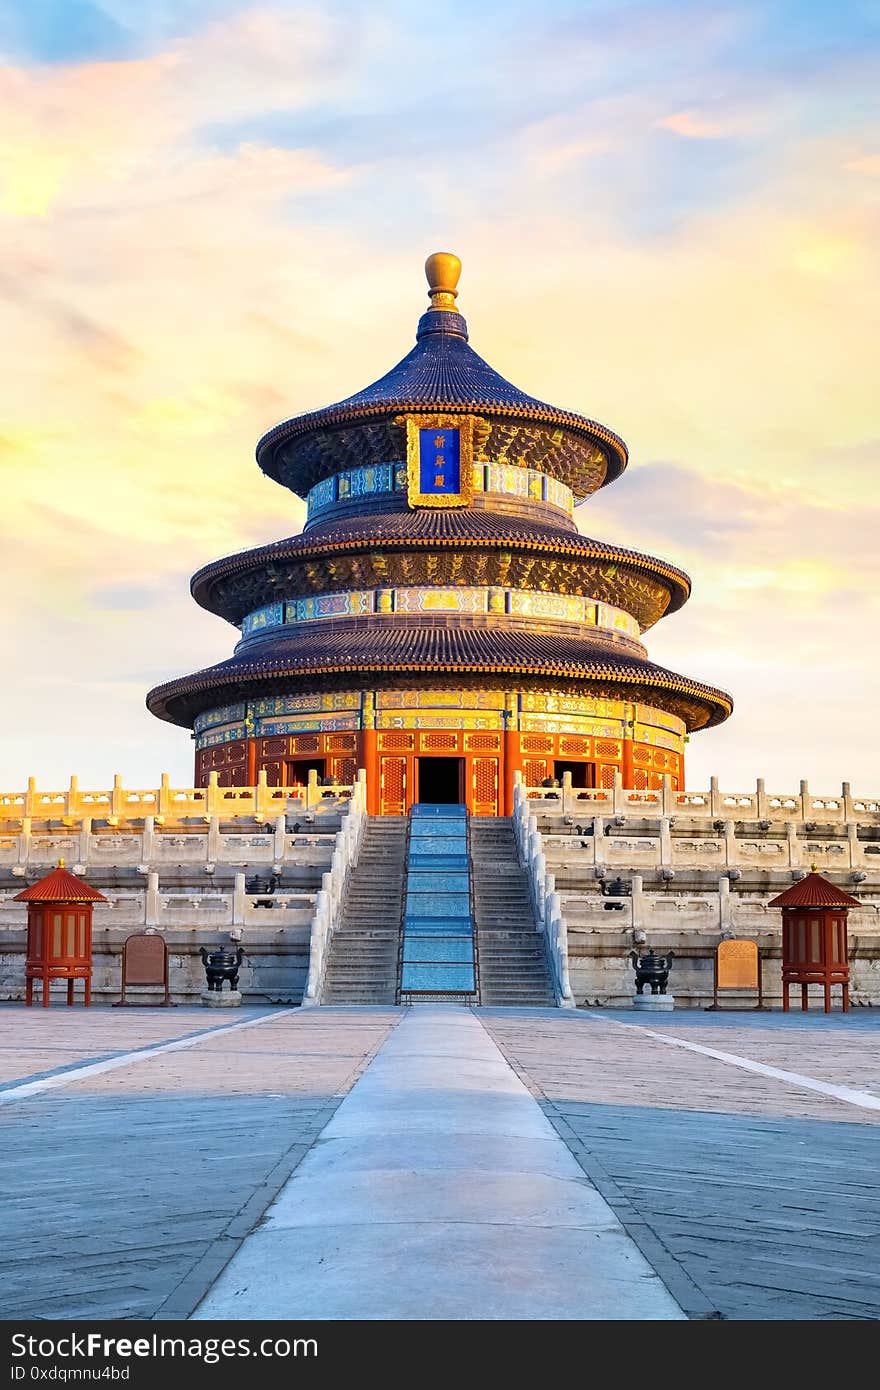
[201,989,242,1008]
[633,994,675,1011]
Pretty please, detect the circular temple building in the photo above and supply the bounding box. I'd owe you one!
[147,253,732,815]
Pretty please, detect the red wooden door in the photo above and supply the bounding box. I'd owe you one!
[380,756,408,815]
[471,757,499,816]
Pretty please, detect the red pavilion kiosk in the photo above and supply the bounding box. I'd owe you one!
[14,860,107,1007]
[769,871,860,1014]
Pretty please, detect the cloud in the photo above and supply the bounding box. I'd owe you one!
[0,2,878,794]
[846,154,880,176]
[656,109,741,139]
[0,5,352,217]
[574,462,880,790]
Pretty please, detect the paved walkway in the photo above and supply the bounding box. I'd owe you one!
[0,1006,397,1320]
[1,1003,879,1321]
[193,1007,683,1320]
[483,1009,880,1320]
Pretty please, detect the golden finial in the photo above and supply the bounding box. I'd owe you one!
[58,857,65,868]
[425,252,461,311]
[810,861,818,873]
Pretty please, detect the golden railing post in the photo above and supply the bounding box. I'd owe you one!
[255,769,270,819]
[206,771,221,818]
[307,769,320,809]
[158,773,172,818]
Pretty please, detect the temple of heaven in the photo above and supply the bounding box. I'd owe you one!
[147,253,732,816]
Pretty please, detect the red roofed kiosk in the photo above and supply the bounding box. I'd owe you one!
[13,860,107,1008]
[768,871,860,1014]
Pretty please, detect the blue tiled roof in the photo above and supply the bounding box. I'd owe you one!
[256,306,628,478]
[315,310,556,414]
[146,623,732,732]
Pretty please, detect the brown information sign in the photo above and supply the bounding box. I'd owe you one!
[717,938,759,990]
[709,937,765,1010]
[114,932,175,1007]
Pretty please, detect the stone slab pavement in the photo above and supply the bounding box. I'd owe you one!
[2,1002,879,1321]
[0,1004,397,1320]
[481,1008,880,1320]
[193,1005,684,1320]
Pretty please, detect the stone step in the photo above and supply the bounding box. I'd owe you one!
[480,973,552,985]
[334,931,399,940]
[469,815,555,1006]
[478,942,546,952]
[480,998,555,1007]
[479,961,547,971]
[328,950,399,963]
[320,816,406,1004]
[476,921,541,929]
[323,989,396,998]
[323,977,397,985]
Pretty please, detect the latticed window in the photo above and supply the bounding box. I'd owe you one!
[291,735,320,753]
[380,731,415,751]
[380,757,407,813]
[472,758,498,812]
[523,759,549,784]
[560,736,590,756]
[422,732,458,751]
[465,733,501,752]
[522,735,553,753]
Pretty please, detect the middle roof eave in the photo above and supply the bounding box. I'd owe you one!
[190,510,692,626]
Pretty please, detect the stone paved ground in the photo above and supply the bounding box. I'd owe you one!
[480,1008,880,1320]
[3,1003,879,1321]
[0,1005,397,1320]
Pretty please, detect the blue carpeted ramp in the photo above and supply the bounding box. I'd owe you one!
[400,805,476,997]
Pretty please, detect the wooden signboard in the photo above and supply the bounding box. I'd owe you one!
[708,938,766,1010]
[114,932,175,1007]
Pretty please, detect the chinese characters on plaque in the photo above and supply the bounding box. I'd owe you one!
[404,413,475,507]
[419,428,461,495]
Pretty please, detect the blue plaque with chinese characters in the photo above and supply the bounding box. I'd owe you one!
[405,414,474,507]
[419,427,461,495]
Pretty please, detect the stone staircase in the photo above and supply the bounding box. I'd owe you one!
[321,817,408,1004]
[470,818,556,1006]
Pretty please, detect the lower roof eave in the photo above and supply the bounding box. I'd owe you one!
[146,660,733,735]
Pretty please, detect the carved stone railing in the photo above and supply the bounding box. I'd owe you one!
[302,771,368,1007]
[512,776,574,1008]
[541,820,879,877]
[0,769,356,826]
[0,801,350,877]
[521,773,880,824]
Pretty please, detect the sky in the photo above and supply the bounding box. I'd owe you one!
[1,0,878,795]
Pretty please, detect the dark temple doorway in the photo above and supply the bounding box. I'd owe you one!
[285,758,326,786]
[416,757,464,805]
[554,760,595,789]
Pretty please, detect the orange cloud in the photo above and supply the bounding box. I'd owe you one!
[0,7,878,792]
[657,108,738,139]
[846,153,880,176]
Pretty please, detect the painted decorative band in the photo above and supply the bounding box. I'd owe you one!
[305,461,573,520]
[240,586,641,642]
[194,691,685,753]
